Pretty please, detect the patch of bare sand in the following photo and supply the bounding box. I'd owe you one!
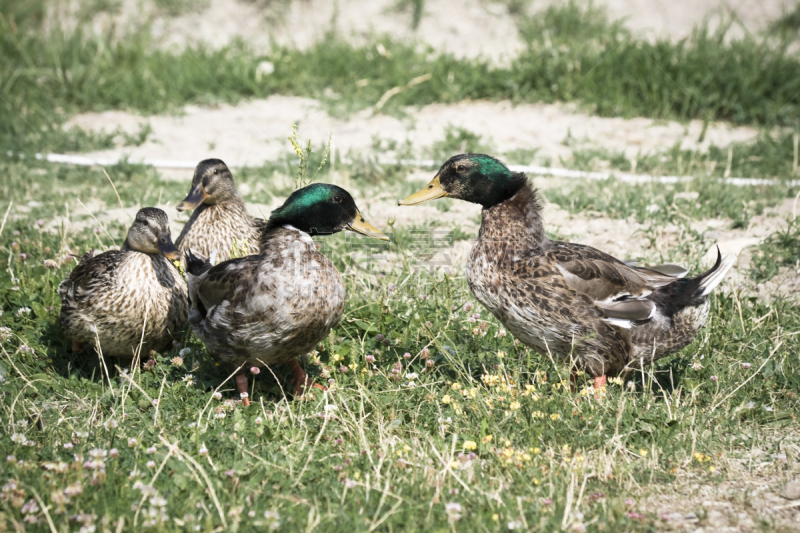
[539,0,796,42]
[75,0,795,60]
[66,97,760,169]
[644,432,800,532]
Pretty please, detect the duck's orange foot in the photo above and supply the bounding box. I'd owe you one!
[235,372,250,406]
[289,359,327,398]
[593,375,607,389]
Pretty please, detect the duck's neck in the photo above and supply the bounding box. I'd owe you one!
[259,223,315,253]
[479,182,547,247]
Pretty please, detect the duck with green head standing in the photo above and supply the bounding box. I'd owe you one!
[399,154,734,390]
[186,183,389,404]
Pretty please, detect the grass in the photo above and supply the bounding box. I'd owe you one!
[0,147,798,530]
[3,0,800,153]
[1,1,799,529]
[750,217,800,282]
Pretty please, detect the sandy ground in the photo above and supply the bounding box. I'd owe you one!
[77,0,797,60]
[66,96,761,169]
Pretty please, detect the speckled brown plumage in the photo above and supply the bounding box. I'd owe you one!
[175,159,265,262]
[185,183,388,402]
[401,154,735,380]
[186,225,345,368]
[59,208,188,358]
[176,200,264,260]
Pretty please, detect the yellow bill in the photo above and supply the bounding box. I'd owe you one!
[398,174,448,206]
[347,211,390,241]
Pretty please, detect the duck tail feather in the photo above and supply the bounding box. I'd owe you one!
[185,248,213,277]
[695,246,735,298]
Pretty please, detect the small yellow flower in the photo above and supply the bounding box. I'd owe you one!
[708,466,716,473]
[482,435,493,444]
[530,447,541,455]
[492,514,499,521]
[504,440,512,447]
[442,394,452,404]
[463,440,477,451]
[549,413,560,421]
[451,383,461,391]
[533,478,540,485]
[497,351,506,359]
[509,401,521,411]
[640,449,648,457]
[449,460,459,469]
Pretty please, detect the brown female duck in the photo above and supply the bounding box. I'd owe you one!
[175,159,265,261]
[59,208,188,358]
[399,154,734,390]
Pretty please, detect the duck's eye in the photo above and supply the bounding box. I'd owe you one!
[456,164,466,172]
[142,220,150,227]
[213,168,219,175]
[333,195,342,203]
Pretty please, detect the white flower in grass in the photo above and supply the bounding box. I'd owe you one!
[17,307,31,316]
[213,392,222,400]
[146,460,156,469]
[198,443,208,457]
[179,348,192,357]
[445,502,463,521]
[264,510,280,530]
[10,433,26,445]
[0,327,11,342]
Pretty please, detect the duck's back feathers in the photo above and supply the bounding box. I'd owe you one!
[59,248,188,357]
[467,180,735,377]
[187,226,346,367]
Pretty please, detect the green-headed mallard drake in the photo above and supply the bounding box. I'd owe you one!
[399,154,734,390]
[185,183,389,404]
[59,208,188,359]
[175,159,265,261]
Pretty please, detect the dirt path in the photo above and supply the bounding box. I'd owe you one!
[66,96,760,169]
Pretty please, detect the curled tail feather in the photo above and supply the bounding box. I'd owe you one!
[185,249,213,277]
[695,247,735,298]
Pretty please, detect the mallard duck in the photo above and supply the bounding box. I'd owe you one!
[175,159,266,261]
[185,183,389,404]
[399,154,734,389]
[59,208,188,359]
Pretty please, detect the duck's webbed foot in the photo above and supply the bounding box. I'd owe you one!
[235,372,250,406]
[593,375,607,390]
[289,359,327,398]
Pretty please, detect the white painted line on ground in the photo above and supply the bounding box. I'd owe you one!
[7,152,800,187]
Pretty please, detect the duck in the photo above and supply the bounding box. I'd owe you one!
[59,207,188,359]
[398,154,735,390]
[175,159,266,262]
[185,183,389,405]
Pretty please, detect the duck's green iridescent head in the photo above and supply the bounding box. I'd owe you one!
[269,183,388,240]
[398,154,526,208]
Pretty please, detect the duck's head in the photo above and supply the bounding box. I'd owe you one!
[176,159,238,211]
[269,184,389,241]
[125,208,181,260]
[398,153,525,208]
